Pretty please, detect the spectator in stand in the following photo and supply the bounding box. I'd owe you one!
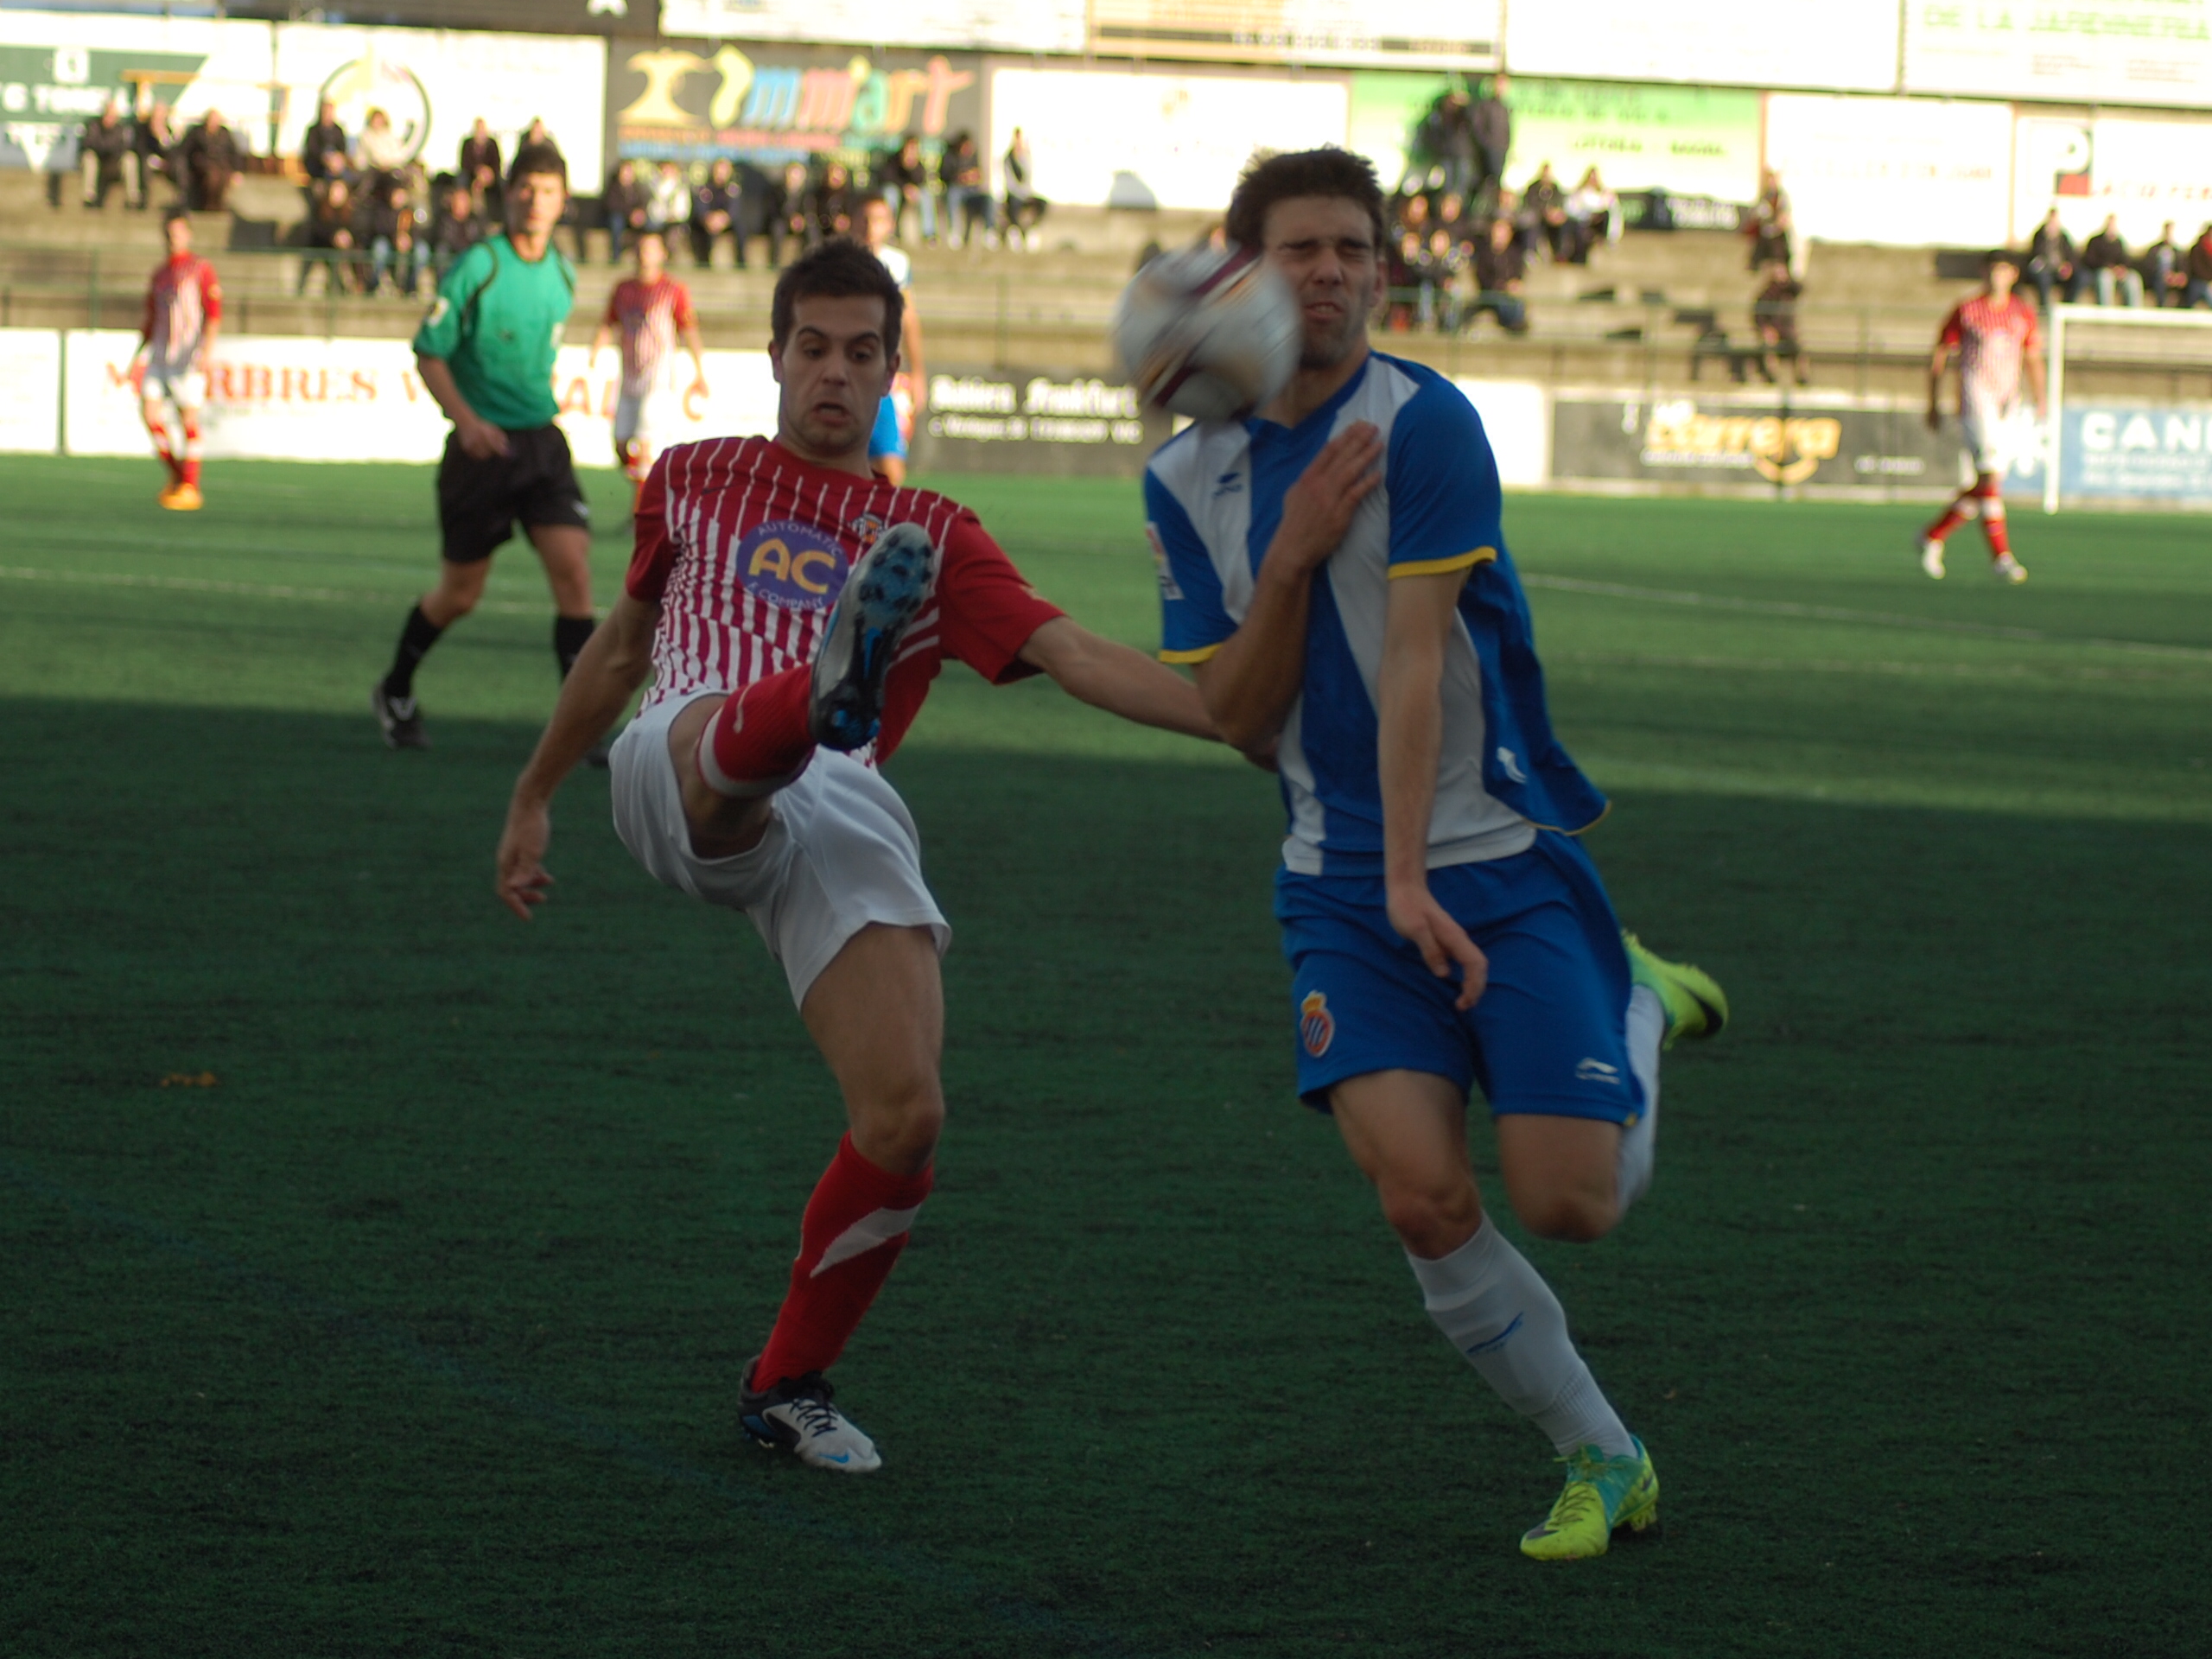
[728,160,773,268]
[1470,74,1510,209]
[644,158,690,234]
[365,181,423,297]
[2082,215,2143,307]
[1752,260,1808,386]
[811,161,857,242]
[299,175,359,293]
[1564,167,1619,264]
[1746,168,1792,271]
[1522,162,1569,260]
[79,101,137,210]
[2140,221,2183,308]
[2185,224,2212,309]
[2024,207,2080,310]
[1003,126,1046,248]
[353,108,410,198]
[176,109,244,213]
[459,118,502,217]
[429,181,485,280]
[601,159,649,264]
[302,99,349,202]
[131,99,175,210]
[882,134,936,244]
[773,161,814,261]
[942,131,994,246]
[689,157,740,269]
[1418,85,1477,199]
[1470,214,1529,334]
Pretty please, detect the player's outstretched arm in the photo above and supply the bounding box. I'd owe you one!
[496,592,659,919]
[1189,423,1382,752]
[1018,617,1219,740]
[1377,568,1488,1010]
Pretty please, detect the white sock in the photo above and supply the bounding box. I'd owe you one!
[1615,985,1665,1216]
[1408,1218,1635,1458]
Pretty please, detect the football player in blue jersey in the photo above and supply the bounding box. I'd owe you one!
[1145,148,1728,1561]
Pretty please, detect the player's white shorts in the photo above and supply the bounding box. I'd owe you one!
[613,390,680,453]
[142,366,206,411]
[1959,398,2031,477]
[609,690,950,1007]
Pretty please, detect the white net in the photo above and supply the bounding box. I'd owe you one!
[2043,306,2212,513]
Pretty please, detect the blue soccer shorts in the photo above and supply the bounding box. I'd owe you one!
[868,391,907,461]
[1274,830,1644,1124]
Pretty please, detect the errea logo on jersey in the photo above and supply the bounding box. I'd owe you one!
[738,518,849,611]
[1575,1058,1623,1085]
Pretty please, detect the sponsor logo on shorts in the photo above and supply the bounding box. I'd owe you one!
[1299,989,1334,1058]
[736,518,849,612]
[1575,1058,1623,1085]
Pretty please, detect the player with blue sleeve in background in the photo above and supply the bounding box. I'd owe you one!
[1145,148,1729,1561]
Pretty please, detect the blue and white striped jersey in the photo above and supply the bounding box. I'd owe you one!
[1147,351,1599,877]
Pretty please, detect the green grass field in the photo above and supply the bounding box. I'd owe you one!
[3,454,2208,1657]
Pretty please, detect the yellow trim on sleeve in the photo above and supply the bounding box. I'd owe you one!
[1389,545,1498,580]
[1159,643,1224,664]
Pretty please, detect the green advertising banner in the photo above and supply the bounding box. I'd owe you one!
[1349,73,1760,201]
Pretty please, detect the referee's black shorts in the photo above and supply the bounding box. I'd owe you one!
[436,423,591,563]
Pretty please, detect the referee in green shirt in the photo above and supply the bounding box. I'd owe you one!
[372,142,598,752]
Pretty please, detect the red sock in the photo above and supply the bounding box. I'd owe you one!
[696,666,815,795]
[144,410,181,485]
[1976,487,2011,558]
[179,411,203,487]
[1923,494,1972,543]
[753,1134,933,1389]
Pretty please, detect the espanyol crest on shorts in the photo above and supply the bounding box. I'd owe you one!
[1300,989,1335,1058]
[736,518,850,612]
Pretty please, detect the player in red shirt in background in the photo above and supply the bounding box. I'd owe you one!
[588,229,709,515]
[133,207,221,511]
[1920,249,2042,583]
[494,241,1220,1474]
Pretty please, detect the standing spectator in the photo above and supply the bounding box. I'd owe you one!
[1470,214,1529,334]
[298,175,360,293]
[942,131,994,246]
[2082,215,2142,307]
[688,157,740,269]
[2184,223,2212,309]
[459,117,503,216]
[302,99,348,200]
[601,158,649,264]
[1522,163,1568,259]
[131,99,175,209]
[175,109,244,213]
[810,162,857,242]
[1746,168,1792,271]
[1564,167,1619,264]
[732,160,775,268]
[365,181,423,297]
[1470,74,1510,208]
[881,134,936,244]
[644,159,690,235]
[1002,126,1046,248]
[429,182,485,281]
[2024,207,2079,309]
[1752,260,1808,386]
[79,101,137,210]
[521,118,558,157]
[2139,221,2183,308]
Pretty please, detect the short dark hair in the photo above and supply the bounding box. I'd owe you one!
[1986,246,2023,270]
[1225,147,1388,254]
[506,142,566,189]
[162,204,190,227]
[771,238,904,357]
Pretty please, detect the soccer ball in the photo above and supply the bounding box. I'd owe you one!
[1113,246,1300,423]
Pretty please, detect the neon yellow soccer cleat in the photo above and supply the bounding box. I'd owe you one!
[1520,1438,1659,1561]
[1623,931,1728,1050]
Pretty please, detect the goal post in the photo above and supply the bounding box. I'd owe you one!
[2043,304,2212,514]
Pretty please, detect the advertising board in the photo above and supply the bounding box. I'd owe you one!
[1764,94,2012,249]
[1904,0,2212,109]
[2013,115,2212,246]
[0,328,61,453]
[920,370,1168,476]
[0,10,277,172]
[612,41,981,170]
[1551,392,1971,496]
[1452,378,1548,489]
[1086,0,1499,69]
[2057,404,2212,505]
[658,0,1085,54]
[986,64,1349,212]
[1504,0,1898,92]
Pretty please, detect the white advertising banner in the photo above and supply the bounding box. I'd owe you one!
[63,329,780,461]
[1088,0,1500,69]
[1504,0,1898,92]
[0,10,279,171]
[1904,0,2212,109]
[1452,378,1548,489]
[1765,94,2013,249]
[986,65,1350,213]
[659,0,1085,53]
[2013,115,2212,246]
[0,329,62,453]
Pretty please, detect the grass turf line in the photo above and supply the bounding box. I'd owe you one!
[2,456,2208,1656]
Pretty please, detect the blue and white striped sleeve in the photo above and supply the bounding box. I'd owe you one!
[1146,467,1234,664]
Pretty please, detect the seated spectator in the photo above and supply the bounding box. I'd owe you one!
[1395,190,1433,244]
[176,109,244,213]
[773,161,814,262]
[365,181,422,297]
[2025,207,2081,309]
[1746,168,1792,270]
[1002,125,1046,248]
[131,99,175,209]
[689,157,740,268]
[810,161,856,242]
[353,107,410,200]
[601,159,649,263]
[644,159,690,234]
[79,101,137,210]
[2185,223,2212,310]
[1522,162,1569,259]
[2082,215,2143,307]
[459,117,502,218]
[299,175,359,293]
[429,182,484,279]
[881,134,936,244]
[302,99,348,200]
[942,131,994,245]
[1470,216,1529,334]
[1564,167,1619,264]
[1752,260,1809,385]
[2140,221,2183,308]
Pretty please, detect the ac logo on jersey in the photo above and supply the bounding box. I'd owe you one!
[737,518,849,611]
[1299,990,1335,1058]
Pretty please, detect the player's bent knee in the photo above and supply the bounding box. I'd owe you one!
[1376,1175,1483,1258]
[1509,1186,1618,1244]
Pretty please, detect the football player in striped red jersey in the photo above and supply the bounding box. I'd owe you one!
[588,230,709,514]
[494,239,1222,1474]
[133,207,221,510]
[1920,250,2043,583]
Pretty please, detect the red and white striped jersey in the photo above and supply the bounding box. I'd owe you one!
[626,435,1065,761]
[142,252,221,376]
[606,275,696,399]
[1938,293,2039,415]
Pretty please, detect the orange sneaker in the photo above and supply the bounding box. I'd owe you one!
[158,482,203,511]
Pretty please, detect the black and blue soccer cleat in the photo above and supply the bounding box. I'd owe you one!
[809,522,939,753]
